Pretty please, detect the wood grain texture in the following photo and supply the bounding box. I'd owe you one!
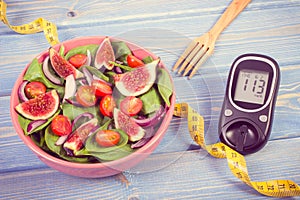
[0,138,299,199]
[0,0,300,199]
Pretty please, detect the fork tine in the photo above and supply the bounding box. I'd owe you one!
[177,43,202,74]
[182,46,206,76]
[172,40,198,72]
[176,57,190,74]
[188,50,210,79]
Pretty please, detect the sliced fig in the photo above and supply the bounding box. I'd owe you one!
[63,118,98,155]
[15,90,59,120]
[114,108,145,142]
[94,37,115,70]
[115,59,159,96]
[49,48,83,79]
[42,56,63,85]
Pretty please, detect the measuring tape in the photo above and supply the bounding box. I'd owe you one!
[0,0,59,46]
[1,0,299,197]
[174,102,300,197]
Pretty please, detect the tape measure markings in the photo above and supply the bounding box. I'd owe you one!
[174,102,300,197]
[0,0,59,46]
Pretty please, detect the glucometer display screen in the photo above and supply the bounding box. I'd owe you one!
[234,69,269,105]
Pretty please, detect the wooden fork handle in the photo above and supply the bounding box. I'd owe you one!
[210,0,251,40]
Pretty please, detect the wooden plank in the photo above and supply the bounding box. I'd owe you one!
[0,138,299,199]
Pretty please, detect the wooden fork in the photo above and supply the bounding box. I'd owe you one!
[173,0,252,79]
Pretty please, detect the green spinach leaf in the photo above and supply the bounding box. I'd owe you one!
[85,65,110,82]
[59,44,65,57]
[17,115,31,135]
[62,103,103,122]
[45,126,61,155]
[157,68,173,106]
[140,87,162,115]
[111,41,132,62]
[100,117,112,130]
[65,44,99,61]
[142,56,154,64]
[84,129,128,153]
[30,131,47,150]
[84,144,134,161]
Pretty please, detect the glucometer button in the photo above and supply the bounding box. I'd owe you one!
[259,115,268,123]
[224,109,233,117]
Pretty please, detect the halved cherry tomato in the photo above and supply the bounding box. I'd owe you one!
[127,54,144,68]
[68,54,87,68]
[51,115,72,136]
[99,95,115,117]
[76,85,97,107]
[92,80,112,97]
[95,130,121,147]
[120,96,143,116]
[25,81,47,99]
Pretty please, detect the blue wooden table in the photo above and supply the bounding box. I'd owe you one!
[1,0,299,199]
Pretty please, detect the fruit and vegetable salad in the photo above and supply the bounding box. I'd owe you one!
[15,37,173,163]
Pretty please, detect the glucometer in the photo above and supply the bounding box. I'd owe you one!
[219,54,280,155]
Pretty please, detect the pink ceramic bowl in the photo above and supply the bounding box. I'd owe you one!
[10,36,175,178]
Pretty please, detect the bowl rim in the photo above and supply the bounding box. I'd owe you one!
[10,36,175,170]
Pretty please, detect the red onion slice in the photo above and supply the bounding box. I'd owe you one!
[63,74,76,102]
[114,66,123,74]
[92,75,113,87]
[133,106,166,127]
[82,67,93,86]
[131,127,155,148]
[144,126,155,138]
[92,74,99,80]
[84,50,92,66]
[27,119,47,134]
[71,112,94,130]
[78,78,88,86]
[65,98,83,107]
[131,137,151,148]
[18,80,29,102]
[42,56,62,85]
[55,135,69,146]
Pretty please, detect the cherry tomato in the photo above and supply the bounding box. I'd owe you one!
[25,81,47,99]
[120,96,143,116]
[68,54,87,68]
[76,85,97,107]
[51,115,72,136]
[99,95,115,117]
[127,54,144,68]
[95,130,120,147]
[91,80,112,97]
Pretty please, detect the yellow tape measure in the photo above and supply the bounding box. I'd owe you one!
[0,0,59,46]
[1,0,299,197]
[174,102,300,197]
